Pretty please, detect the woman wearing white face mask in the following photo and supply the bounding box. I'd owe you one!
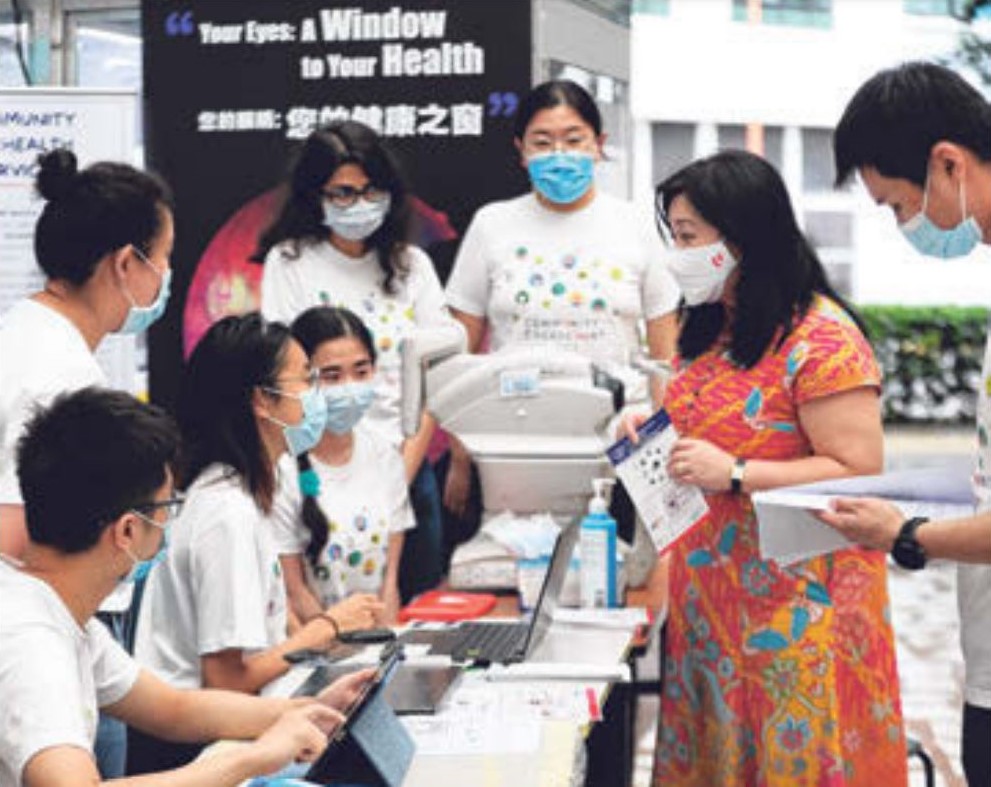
[268,306,414,626]
[442,79,680,542]
[257,121,449,603]
[648,151,905,786]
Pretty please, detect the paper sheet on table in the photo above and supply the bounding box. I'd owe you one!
[402,714,542,756]
[754,462,976,565]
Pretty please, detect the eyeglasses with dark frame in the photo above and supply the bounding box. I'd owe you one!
[321,184,390,208]
[131,493,186,524]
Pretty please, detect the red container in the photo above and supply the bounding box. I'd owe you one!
[398,590,498,622]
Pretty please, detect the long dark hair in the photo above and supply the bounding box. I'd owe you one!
[657,150,866,369]
[178,313,291,512]
[253,121,412,294]
[290,306,377,571]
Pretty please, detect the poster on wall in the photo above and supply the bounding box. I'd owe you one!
[142,0,532,408]
[0,88,141,392]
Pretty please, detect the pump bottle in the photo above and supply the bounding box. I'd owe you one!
[580,478,617,608]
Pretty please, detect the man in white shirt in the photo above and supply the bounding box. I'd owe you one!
[828,61,991,786]
[0,387,369,787]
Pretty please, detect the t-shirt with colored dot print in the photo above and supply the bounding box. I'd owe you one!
[269,425,415,607]
[445,191,680,404]
[261,241,451,446]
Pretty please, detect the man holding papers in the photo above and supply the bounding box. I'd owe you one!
[832,61,991,786]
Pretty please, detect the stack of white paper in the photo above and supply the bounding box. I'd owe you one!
[753,461,975,565]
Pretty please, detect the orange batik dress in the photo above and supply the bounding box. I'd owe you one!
[653,295,907,787]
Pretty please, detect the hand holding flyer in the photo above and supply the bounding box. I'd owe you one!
[606,410,709,552]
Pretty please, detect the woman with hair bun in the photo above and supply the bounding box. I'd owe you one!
[0,148,174,778]
[1,148,174,555]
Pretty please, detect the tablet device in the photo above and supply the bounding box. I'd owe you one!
[304,646,415,786]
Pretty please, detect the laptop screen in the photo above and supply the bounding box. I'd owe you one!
[521,521,580,658]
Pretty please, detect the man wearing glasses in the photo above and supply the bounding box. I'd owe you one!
[0,387,370,787]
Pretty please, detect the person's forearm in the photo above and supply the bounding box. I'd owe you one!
[106,738,280,787]
[290,581,325,624]
[401,411,436,484]
[151,689,296,743]
[738,455,878,495]
[206,618,337,694]
[917,511,991,564]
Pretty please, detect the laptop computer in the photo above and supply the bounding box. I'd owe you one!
[402,520,579,665]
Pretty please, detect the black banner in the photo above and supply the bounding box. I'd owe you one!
[142,0,532,408]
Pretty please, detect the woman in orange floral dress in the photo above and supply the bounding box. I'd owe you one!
[651,151,906,786]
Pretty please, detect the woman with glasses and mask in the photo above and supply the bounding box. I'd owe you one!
[131,313,382,774]
[647,151,905,786]
[256,121,449,602]
[441,79,680,541]
[0,148,174,780]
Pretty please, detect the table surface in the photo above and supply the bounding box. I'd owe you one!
[399,556,669,786]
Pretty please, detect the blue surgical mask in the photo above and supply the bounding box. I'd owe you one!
[323,381,376,435]
[263,386,328,456]
[324,197,391,242]
[527,152,595,205]
[122,514,169,584]
[117,247,172,335]
[899,176,982,259]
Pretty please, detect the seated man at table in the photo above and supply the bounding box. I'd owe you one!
[0,387,371,787]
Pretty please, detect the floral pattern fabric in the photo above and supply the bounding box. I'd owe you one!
[654,295,907,786]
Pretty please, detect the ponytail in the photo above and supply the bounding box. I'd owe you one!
[297,453,330,575]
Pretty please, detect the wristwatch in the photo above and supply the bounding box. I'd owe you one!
[890,517,929,570]
[729,458,746,494]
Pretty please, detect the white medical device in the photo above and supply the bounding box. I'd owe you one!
[401,331,621,518]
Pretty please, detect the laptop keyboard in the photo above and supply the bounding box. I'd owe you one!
[449,621,528,664]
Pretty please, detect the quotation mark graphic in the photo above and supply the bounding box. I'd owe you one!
[487,92,519,117]
[166,11,195,37]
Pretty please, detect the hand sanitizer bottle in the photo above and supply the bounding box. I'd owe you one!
[580,478,617,608]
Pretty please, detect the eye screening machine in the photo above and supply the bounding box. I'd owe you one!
[400,325,660,592]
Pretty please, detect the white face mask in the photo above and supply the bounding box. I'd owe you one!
[665,240,738,306]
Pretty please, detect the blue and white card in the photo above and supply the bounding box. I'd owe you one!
[607,409,709,552]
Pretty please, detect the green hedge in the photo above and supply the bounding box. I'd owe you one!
[858,305,989,424]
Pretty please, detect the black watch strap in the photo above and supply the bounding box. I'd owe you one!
[891,516,929,571]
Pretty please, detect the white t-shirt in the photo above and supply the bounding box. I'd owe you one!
[445,192,680,403]
[134,464,288,690]
[270,426,414,606]
[261,241,450,444]
[0,300,132,613]
[962,325,991,709]
[0,299,105,506]
[0,559,139,787]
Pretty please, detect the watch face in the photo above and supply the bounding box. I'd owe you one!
[892,537,927,570]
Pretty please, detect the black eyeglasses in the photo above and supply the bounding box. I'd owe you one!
[321,184,390,208]
[132,493,186,522]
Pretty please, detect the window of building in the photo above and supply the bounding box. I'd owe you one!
[731,0,832,28]
[568,0,632,26]
[1,14,31,86]
[903,0,967,16]
[632,0,670,14]
[716,124,784,172]
[651,122,695,186]
[801,127,836,191]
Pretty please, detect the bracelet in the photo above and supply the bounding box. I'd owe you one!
[318,612,340,638]
[729,458,746,494]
